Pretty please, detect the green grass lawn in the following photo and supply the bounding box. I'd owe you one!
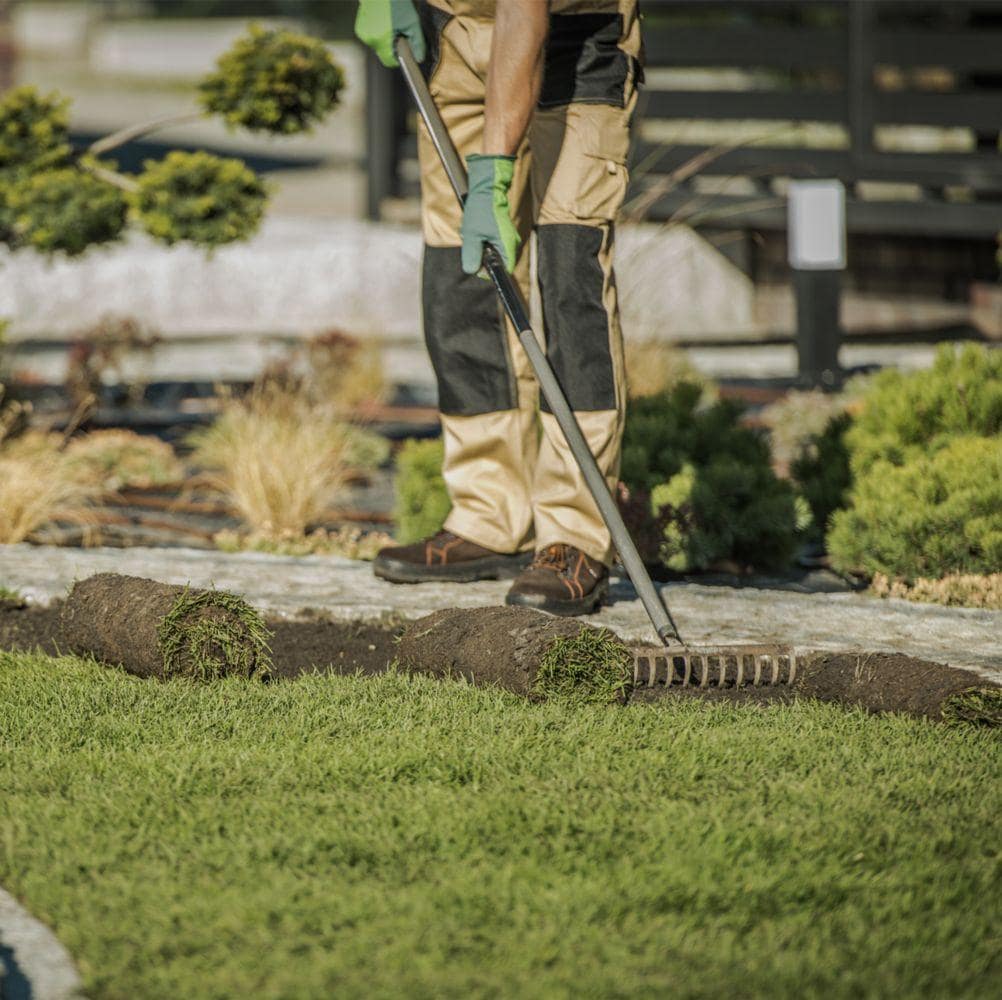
[1,650,1000,1000]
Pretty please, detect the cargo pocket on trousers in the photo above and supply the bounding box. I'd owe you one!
[571,118,630,223]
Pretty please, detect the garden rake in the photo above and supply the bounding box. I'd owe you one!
[394,37,800,692]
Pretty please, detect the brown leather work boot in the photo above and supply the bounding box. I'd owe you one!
[505,543,609,616]
[373,530,531,584]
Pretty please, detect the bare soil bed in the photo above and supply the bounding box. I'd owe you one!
[0,592,997,723]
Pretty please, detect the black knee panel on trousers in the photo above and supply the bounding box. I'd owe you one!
[423,245,516,416]
[537,224,617,413]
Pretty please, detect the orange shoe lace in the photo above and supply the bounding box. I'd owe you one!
[532,544,571,572]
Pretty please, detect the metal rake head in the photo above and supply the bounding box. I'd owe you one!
[633,645,801,689]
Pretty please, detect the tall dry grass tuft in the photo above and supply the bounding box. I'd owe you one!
[624,339,713,400]
[188,385,353,536]
[0,431,100,543]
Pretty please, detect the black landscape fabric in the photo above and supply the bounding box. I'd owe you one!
[59,573,271,679]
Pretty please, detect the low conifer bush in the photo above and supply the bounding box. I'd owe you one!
[621,383,799,572]
[828,344,1002,581]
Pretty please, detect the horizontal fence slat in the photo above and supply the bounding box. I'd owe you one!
[874,92,1002,130]
[640,26,846,70]
[632,144,1002,189]
[639,188,1002,237]
[641,89,846,122]
[875,30,1002,70]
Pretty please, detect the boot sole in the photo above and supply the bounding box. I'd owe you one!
[373,551,532,585]
[504,578,609,617]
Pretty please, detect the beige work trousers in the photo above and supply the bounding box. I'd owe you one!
[419,13,636,565]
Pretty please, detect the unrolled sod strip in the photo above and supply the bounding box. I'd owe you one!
[59,573,272,680]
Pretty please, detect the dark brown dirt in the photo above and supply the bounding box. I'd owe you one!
[0,601,397,679]
[796,651,998,721]
[1,593,998,723]
[266,619,398,678]
[631,650,1000,722]
[630,684,797,708]
[396,605,595,697]
[0,603,65,657]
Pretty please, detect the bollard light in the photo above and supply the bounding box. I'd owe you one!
[788,179,846,387]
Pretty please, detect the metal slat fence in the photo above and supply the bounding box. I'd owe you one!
[366,0,1002,239]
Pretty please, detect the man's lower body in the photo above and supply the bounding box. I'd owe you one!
[375,10,636,615]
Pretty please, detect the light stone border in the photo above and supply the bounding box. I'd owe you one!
[0,886,84,1000]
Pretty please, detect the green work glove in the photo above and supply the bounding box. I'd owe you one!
[354,0,425,69]
[461,154,520,275]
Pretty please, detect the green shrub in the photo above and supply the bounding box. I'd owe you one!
[131,151,268,248]
[7,167,127,255]
[790,411,852,541]
[845,343,1002,475]
[394,439,451,544]
[1,86,73,246]
[621,383,798,572]
[828,436,1002,580]
[0,86,70,174]
[199,25,345,134]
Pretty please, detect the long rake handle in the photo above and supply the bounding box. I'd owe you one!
[394,37,682,647]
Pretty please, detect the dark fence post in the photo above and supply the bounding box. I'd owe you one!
[365,50,396,221]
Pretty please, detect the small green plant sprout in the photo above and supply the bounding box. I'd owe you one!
[199,24,345,134]
[0,585,25,608]
[0,26,345,257]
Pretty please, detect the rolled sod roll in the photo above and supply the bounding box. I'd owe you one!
[396,606,633,703]
[60,573,272,680]
[797,652,1002,725]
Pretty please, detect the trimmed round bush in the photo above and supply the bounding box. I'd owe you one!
[199,25,345,134]
[7,167,127,255]
[828,436,1002,580]
[1,85,73,246]
[0,85,70,173]
[131,150,268,247]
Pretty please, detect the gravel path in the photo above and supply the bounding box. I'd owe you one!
[2,544,999,681]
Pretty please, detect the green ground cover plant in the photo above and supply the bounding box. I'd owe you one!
[1,651,999,999]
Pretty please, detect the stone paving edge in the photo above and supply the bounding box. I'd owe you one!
[0,885,84,1000]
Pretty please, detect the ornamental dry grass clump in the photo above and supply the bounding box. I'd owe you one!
[871,572,1002,611]
[188,386,354,537]
[0,431,99,543]
[65,429,185,492]
[624,338,713,401]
